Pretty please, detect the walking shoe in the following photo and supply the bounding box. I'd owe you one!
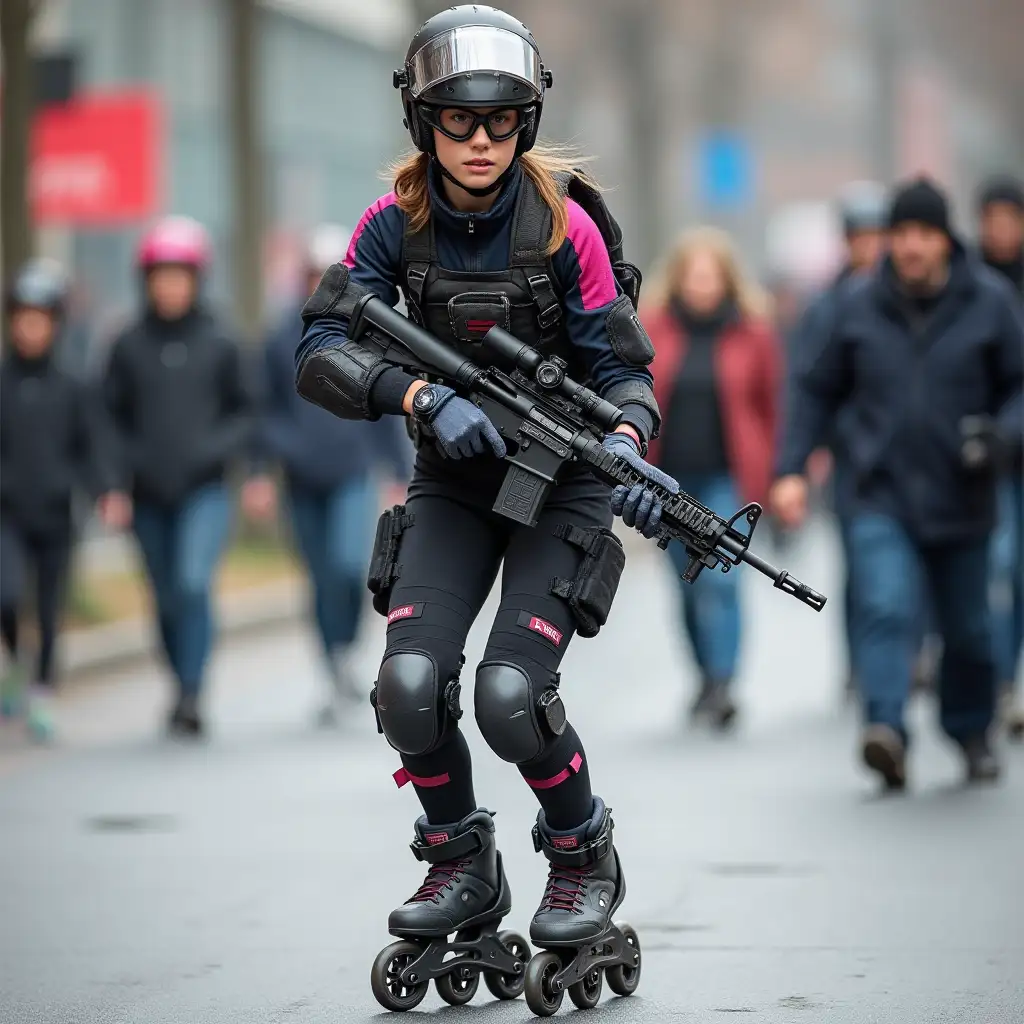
[168,694,204,737]
[959,733,1001,784]
[706,683,738,731]
[1,662,26,719]
[999,688,1024,743]
[26,685,56,743]
[861,724,907,791]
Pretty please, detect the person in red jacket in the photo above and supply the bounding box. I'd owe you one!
[643,227,782,728]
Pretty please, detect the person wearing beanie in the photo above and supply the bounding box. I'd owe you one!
[771,175,1024,791]
[786,181,890,705]
[976,175,1024,740]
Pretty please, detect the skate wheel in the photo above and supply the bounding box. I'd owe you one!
[484,930,529,1001]
[525,951,565,1017]
[436,966,479,1006]
[568,967,603,1009]
[606,922,642,997]
[370,940,428,1011]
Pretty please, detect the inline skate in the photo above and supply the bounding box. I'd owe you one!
[370,808,530,1011]
[524,797,642,1015]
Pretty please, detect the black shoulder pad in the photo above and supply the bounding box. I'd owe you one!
[301,264,370,322]
[605,294,655,366]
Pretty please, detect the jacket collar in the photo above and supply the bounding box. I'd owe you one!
[427,160,522,239]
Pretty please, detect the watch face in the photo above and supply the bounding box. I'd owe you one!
[414,387,435,412]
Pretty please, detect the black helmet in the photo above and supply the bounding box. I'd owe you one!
[837,181,887,237]
[395,5,553,159]
[6,258,69,316]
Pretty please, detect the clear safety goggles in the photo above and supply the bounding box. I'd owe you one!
[406,25,543,100]
[419,105,527,142]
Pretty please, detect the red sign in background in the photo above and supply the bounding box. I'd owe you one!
[30,90,162,225]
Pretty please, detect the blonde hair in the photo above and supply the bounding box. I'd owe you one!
[643,225,772,323]
[386,143,600,256]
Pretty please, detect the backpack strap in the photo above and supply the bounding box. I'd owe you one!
[510,173,563,334]
[400,216,433,323]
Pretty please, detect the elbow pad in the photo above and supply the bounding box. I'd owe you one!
[602,379,662,439]
[296,340,389,421]
[605,294,655,365]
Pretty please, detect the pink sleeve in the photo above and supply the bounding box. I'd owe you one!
[564,198,618,311]
[344,192,398,269]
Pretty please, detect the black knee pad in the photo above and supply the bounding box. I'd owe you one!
[373,650,462,756]
[474,661,566,764]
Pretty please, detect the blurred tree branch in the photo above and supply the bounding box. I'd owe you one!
[0,0,38,310]
[226,0,264,341]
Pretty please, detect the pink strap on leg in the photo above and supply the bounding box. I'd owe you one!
[393,767,451,789]
[523,752,584,790]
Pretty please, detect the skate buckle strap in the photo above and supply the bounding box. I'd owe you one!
[411,824,486,864]
[532,809,614,868]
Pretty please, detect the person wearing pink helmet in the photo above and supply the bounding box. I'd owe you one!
[99,216,254,737]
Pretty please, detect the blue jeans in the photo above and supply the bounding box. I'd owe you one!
[667,473,742,684]
[133,484,232,697]
[991,477,1024,688]
[848,513,995,743]
[288,476,376,658]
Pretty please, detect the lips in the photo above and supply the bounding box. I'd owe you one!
[464,160,494,168]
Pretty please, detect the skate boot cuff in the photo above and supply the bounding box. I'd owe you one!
[410,809,495,864]
[532,799,613,869]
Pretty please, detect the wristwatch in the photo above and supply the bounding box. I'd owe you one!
[411,383,444,420]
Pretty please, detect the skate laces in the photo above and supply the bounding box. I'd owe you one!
[540,865,589,914]
[408,859,471,904]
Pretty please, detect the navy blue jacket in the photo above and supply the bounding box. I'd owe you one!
[778,247,1024,542]
[296,163,655,441]
[258,303,412,491]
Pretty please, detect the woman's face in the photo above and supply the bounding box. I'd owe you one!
[432,107,519,194]
[677,248,728,315]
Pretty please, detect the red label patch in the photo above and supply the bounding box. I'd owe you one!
[387,603,421,625]
[552,836,579,850]
[425,832,449,845]
[526,615,562,647]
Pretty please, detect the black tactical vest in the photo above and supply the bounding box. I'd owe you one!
[399,174,589,383]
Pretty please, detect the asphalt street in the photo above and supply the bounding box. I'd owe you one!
[2,518,1022,1023]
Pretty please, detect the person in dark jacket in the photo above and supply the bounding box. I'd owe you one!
[243,224,412,724]
[0,259,116,741]
[101,217,253,737]
[772,177,1024,790]
[788,182,889,701]
[976,175,1024,739]
[643,226,781,728]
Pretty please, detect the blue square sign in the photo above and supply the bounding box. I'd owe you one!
[697,131,754,211]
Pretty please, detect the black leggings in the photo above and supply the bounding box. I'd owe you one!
[378,448,614,830]
[0,518,71,686]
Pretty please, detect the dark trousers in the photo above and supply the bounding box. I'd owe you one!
[0,516,71,685]
[287,475,376,659]
[991,477,1024,688]
[132,484,231,698]
[847,512,995,743]
[379,450,612,831]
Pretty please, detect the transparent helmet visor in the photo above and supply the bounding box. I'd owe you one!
[407,25,542,100]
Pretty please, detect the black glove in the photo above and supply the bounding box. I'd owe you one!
[604,432,680,538]
[412,383,507,460]
[959,415,1008,474]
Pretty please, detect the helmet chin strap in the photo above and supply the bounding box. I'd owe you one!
[433,157,514,198]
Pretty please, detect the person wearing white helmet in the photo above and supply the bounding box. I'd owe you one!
[243,224,411,724]
[100,216,254,738]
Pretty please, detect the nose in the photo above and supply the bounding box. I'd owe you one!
[469,124,490,147]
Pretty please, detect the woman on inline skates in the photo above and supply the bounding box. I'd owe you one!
[296,6,675,1014]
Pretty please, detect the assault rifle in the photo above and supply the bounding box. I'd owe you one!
[348,295,826,612]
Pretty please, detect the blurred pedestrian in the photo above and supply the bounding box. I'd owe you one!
[976,175,1024,739]
[0,259,117,742]
[643,227,781,728]
[99,217,254,738]
[242,224,411,725]
[788,182,889,701]
[772,177,1024,789]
